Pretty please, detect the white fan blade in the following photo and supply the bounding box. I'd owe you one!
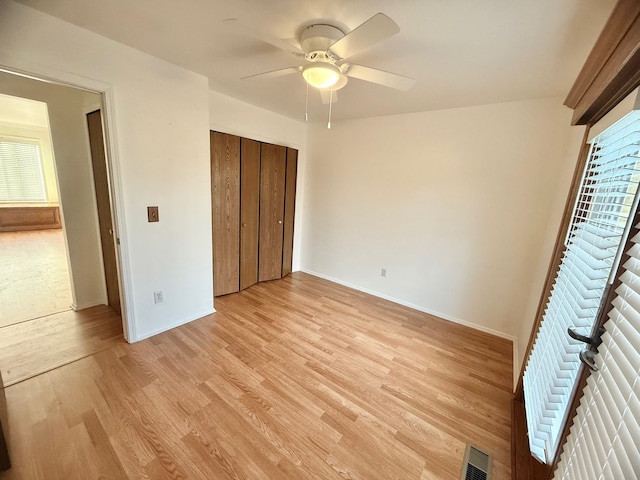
[241,67,301,80]
[329,13,399,60]
[320,89,339,105]
[223,18,303,55]
[346,64,415,91]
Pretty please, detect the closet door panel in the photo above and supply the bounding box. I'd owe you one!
[258,143,286,282]
[282,148,298,277]
[240,138,261,290]
[211,131,240,296]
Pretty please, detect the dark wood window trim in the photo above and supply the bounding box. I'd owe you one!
[513,0,640,477]
[565,0,640,126]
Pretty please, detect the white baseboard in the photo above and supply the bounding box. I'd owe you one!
[134,307,216,342]
[71,300,106,311]
[300,268,518,344]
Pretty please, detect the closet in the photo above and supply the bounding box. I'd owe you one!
[211,131,297,297]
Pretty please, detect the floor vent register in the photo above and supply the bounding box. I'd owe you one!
[460,444,492,480]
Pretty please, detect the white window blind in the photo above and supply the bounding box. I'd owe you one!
[523,111,640,464]
[553,226,640,479]
[0,138,47,203]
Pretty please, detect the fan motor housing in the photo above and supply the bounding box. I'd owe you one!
[299,24,344,57]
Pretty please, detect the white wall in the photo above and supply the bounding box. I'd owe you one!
[0,1,213,341]
[209,90,307,271]
[0,74,107,309]
[302,98,582,370]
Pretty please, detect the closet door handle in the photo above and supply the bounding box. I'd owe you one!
[278,220,282,224]
[242,223,246,227]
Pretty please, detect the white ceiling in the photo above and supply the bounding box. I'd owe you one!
[15,0,615,122]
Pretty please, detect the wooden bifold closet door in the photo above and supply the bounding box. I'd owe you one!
[211,132,297,297]
[239,138,260,291]
[258,143,287,282]
[211,132,240,296]
[282,148,298,277]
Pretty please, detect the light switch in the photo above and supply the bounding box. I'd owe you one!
[147,206,159,222]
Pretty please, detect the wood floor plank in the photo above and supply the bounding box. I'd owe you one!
[1,272,512,479]
[0,306,123,387]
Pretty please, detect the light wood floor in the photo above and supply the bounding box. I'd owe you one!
[0,273,513,479]
[0,230,72,329]
[0,306,124,387]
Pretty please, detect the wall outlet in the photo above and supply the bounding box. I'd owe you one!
[381,268,387,277]
[154,290,163,304]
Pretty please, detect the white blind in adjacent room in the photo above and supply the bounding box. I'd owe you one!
[0,138,47,203]
[553,226,640,479]
[523,111,640,464]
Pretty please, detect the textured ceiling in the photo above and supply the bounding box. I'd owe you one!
[14,0,616,122]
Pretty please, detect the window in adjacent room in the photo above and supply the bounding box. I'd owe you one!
[0,137,47,203]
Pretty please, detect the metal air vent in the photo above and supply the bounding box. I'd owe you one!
[460,444,492,480]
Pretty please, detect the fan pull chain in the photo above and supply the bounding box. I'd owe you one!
[305,83,309,122]
[327,88,333,129]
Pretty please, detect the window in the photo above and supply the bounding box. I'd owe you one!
[554,219,640,479]
[0,138,47,203]
[523,111,640,464]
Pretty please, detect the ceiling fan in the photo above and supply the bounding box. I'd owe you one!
[224,13,415,100]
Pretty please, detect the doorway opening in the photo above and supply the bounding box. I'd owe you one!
[0,70,125,387]
[0,93,72,328]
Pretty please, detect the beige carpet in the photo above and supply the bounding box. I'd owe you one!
[0,229,72,328]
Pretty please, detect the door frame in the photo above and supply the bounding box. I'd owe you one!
[0,62,134,341]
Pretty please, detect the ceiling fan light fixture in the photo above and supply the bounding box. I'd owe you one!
[301,63,341,89]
